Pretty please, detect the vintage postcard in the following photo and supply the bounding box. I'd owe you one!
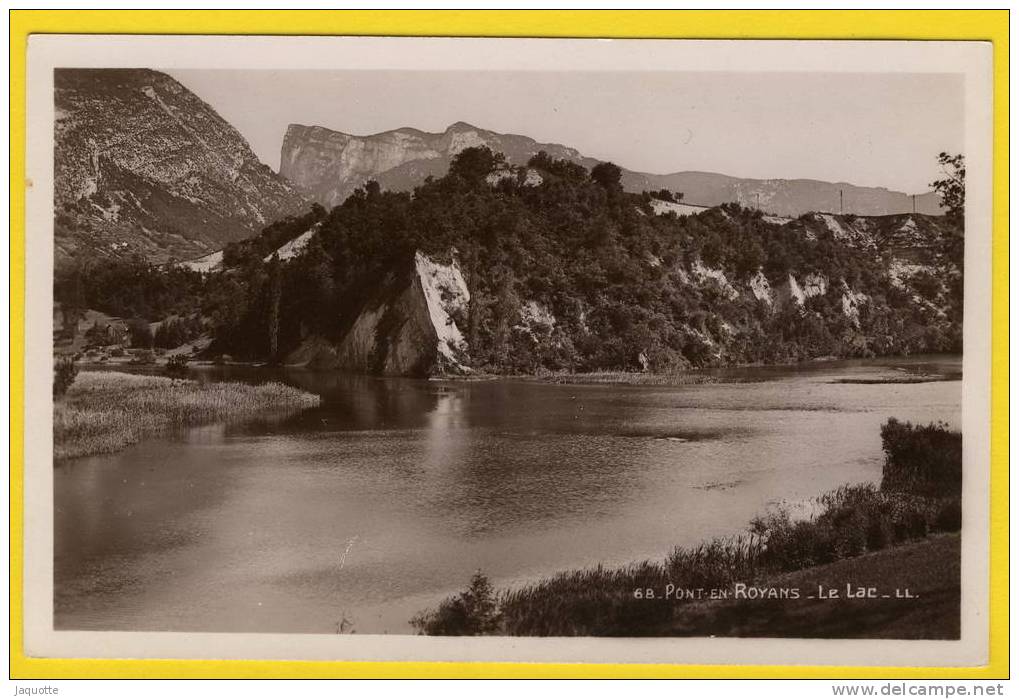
[21,34,993,668]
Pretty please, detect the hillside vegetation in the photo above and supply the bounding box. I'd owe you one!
[55,148,963,374]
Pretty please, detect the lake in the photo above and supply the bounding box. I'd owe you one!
[54,356,961,635]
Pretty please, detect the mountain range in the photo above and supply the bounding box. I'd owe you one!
[280,121,943,217]
[54,69,308,265]
[54,69,944,266]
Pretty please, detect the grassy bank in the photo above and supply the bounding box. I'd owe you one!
[412,420,962,637]
[54,371,320,460]
[663,533,960,639]
[412,484,960,637]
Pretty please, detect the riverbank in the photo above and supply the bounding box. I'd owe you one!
[54,371,321,460]
[412,479,962,637]
[71,352,961,388]
[663,533,960,639]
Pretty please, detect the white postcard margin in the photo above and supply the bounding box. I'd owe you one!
[22,35,993,667]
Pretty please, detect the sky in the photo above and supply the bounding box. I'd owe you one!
[170,69,964,194]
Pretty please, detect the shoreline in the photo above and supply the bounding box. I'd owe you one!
[411,463,963,637]
[75,352,963,388]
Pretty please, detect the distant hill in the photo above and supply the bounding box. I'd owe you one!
[619,171,942,219]
[280,121,942,217]
[54,69,309,265]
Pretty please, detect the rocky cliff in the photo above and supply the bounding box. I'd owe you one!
[280,121,942,217]
[285,251,470,377]
[54,69,308,265]
[280,121,581,208]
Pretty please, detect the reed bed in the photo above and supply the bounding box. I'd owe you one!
[54,371,320,460]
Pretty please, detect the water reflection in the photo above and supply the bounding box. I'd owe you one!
[55,356,962,634]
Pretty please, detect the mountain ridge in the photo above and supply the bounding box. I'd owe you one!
[54,68,309,265]
[280,120,943,217]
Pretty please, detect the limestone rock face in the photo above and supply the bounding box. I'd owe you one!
[280,122,584,208]
[54,69,308,265]
[285,251,470,377]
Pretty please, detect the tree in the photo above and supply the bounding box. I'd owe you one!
[652,188,683,203]
[930,152,965,226]
[449,146,505,184]
[591,161,623,190]
[266,256,282,361]
[527,151,588,182]
[410,571,500,635]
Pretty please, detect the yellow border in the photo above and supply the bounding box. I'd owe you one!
[9,9,1008,679]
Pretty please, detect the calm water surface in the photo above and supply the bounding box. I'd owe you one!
[54,356,961,634]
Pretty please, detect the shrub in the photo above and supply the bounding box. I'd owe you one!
[411,571,500,636]
[880,418,962,497]
[164,354,190,378]
[53,357,78,397]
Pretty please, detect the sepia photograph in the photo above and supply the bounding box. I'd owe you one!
[20,33,994,668]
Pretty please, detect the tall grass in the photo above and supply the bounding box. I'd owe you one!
[54,371,320,460]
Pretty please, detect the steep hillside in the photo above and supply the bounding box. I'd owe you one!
[280,121,942,217]
[54,69,308,265]
[73,148,956,378]
[284,252,471,377]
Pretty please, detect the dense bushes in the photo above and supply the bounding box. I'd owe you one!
[751,484,959,571]
[880,419,962,498]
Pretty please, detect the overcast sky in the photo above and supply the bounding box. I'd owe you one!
[170,69,963,194]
